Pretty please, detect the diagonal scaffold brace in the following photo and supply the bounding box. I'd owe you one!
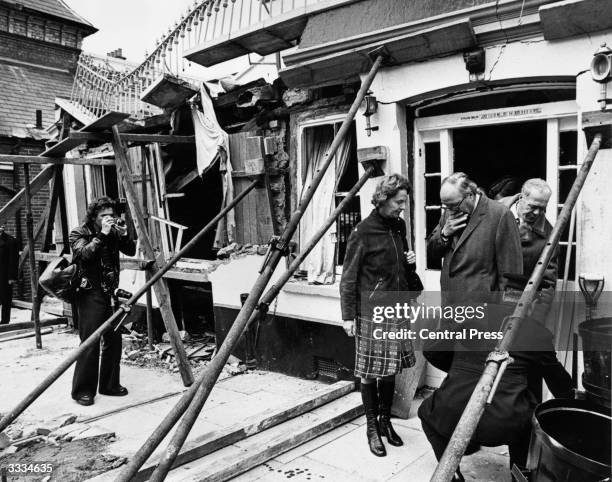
[116,50,390,482]
[430,132,603,482]
[0,174,261,434]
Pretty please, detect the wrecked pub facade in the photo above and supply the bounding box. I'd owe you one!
[3,0,611,397]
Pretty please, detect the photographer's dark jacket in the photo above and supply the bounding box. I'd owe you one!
[69,223,136,293]
[340,209,422,321]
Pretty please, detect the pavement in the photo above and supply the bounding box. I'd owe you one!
[1,308,511,481]
[234,410,511,482]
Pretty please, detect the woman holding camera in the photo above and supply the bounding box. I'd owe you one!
[340,174,422,457]
[69,196,136,406]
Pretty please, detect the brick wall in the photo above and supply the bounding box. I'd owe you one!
[0,31,79,73]
[0,138,51,301]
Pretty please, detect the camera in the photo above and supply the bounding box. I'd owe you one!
[111,218,126,227]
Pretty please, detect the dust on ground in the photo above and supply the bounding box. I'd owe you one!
[0,436,125,482]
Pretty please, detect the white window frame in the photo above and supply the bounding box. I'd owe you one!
[413,100,579,290]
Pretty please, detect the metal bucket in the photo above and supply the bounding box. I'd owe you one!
[579,317,612,408]
[527,398,611,481]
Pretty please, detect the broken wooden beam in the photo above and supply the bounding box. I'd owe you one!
[111,125,194,386]
[69,132,195,144]
[0,155,115,166]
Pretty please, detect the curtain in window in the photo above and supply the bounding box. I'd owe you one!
[300,126,354,284]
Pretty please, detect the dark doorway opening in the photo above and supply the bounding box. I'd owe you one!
[453,120,547,197]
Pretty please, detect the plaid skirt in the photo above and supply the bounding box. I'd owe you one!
[354,315,416,379]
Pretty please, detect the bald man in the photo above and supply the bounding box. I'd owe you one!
[427,172,523,307]
[499,178,557,322]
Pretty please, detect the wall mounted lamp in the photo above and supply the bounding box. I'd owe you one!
[590,43,612,110]
[362,92,379,137]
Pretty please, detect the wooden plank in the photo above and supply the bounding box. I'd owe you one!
[162,392,364,482]
[0,327,54,343]
[67,132,196,145]
[0,165,54,226]
[81,111,130,132]
[0,318,67,333]
[392,353,427,418]
[0,155,115,166]
[132,381,355,481]
[111,126,194,386]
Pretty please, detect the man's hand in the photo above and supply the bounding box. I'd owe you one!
[114,223,128,237]
[405,250,416,264]
[101,216,114,235]
[441,213,468,238]
[342,320,355,337]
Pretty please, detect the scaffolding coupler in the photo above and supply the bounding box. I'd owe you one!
[259,235,291,273]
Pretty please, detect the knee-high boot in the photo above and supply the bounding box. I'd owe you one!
[361,381,386,457]
[378,378,403,446]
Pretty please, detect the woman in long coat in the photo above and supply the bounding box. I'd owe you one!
[340,174,422,457]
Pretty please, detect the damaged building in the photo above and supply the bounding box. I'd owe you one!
[1,0,611,480]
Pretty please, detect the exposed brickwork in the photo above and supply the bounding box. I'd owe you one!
[0,31,80,72]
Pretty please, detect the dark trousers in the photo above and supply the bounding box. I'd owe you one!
[0,284,12,324]
[420,416,530,469]
[71,288,122,398]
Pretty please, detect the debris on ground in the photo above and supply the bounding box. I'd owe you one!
[0,420,124,481]
[120,330,236,376]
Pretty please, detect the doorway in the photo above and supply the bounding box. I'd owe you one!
[453,121,547,198]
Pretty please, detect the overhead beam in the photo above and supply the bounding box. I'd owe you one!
[69,132,195,144]
[0,155,115,166]
[0,165,54,226]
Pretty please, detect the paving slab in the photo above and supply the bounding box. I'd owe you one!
[304,414,432,480]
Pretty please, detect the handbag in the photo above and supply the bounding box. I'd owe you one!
[39,256,80,303]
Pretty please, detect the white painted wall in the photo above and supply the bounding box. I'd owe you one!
[208,254,343,324]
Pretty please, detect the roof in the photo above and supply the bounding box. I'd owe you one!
[0,61,74,139]
[3,0,95,30]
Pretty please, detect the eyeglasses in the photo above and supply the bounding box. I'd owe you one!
[442,195,467,212]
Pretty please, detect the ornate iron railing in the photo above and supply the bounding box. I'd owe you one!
[70,0,335,118]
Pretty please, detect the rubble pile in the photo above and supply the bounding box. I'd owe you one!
[216,242,268,259]
[121,330,228,375]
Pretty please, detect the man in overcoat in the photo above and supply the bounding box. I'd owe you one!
[0,223,18,324]
[427,172,523,307]
[424,172,523,373]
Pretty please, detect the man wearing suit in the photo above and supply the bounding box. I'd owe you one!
[0,223,18,324]
[424,171,523,371]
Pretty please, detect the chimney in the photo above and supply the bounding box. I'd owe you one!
[35,109,43,129]
[107,48,126,60]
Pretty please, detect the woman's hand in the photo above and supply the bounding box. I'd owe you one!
[342,320,355,337]
[405,250,416,264]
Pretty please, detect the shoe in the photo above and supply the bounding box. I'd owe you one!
[452,468,465,482]
[99,385,128,396]
[74,394,94,406]
[378,379,403,446]
[361,382,386,457]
